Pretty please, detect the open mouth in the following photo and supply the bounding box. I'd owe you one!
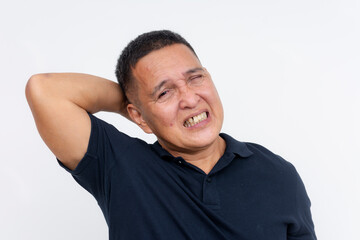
[183,112,208,128]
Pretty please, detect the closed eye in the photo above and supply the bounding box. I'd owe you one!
[188,74,205,85]
[190,74,203,80]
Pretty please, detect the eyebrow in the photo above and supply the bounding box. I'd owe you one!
[151,68,205,97]
[184,67,204,75]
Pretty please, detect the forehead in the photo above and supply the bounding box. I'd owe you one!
[132,44,201,88]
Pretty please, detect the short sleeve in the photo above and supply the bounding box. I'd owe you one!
[57,112,130,205]
[287,167,317,240]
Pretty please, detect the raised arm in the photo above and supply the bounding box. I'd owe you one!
[25,73,127,170]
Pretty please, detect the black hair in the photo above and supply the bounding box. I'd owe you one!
[115,30,198,102]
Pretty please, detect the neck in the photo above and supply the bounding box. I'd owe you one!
[161,136,226,175]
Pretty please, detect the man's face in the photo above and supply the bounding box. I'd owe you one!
[128,44,224,153]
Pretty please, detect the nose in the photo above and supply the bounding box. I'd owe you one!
[178,86,200,109]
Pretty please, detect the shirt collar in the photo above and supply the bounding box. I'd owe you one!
[151,133,253,160]
[219,133,253,158]
[151,141,174,159]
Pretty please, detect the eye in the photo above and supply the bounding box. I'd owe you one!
[157,89,174,102]
[158,90,169,99]
[188,74,205,85]
[190,74,202,80]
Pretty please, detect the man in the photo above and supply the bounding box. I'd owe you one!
[26,30,316,239]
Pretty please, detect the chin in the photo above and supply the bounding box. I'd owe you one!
[183,131,220,148]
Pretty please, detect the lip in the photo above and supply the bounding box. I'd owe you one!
[183,110,210,128]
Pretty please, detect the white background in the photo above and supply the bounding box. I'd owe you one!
[1,0,359,239]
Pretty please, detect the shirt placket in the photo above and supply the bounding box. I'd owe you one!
[202,174,220,209]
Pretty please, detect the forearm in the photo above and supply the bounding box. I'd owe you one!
[27,73,128,117]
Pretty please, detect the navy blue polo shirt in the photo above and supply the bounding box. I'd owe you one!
[58,113,316,240]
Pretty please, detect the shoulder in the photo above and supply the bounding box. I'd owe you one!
[221,133,298,179]
[230,140,300,187]
[242,142,304,199]
[85,113,153,166]
[88,113,148,146]
[244,141,296,172]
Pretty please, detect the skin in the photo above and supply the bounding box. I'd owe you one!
[127,44,226,174]
[25,73,125,170]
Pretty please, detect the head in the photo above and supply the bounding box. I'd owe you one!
[115,30,224,153]
[116,30,197,104]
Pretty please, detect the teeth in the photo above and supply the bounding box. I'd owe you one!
[184,112,207,127]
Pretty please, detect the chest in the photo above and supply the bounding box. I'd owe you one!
[102,156,291,240]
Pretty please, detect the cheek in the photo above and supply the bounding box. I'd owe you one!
[200,89,219,104]
[166,113,178,127]
[207,85,221,104]
[154,105,178,127]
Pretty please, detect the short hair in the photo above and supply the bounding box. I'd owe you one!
[115,30,198,103]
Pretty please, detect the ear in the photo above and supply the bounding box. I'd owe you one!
[127,104,153,134]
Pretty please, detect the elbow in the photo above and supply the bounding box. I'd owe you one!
[25,73,50,105]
